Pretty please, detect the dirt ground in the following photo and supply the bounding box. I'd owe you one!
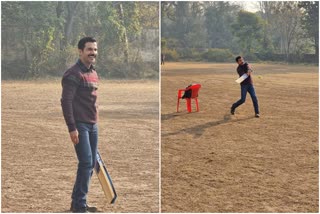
[161,62,319,212]
[1,79,159,212]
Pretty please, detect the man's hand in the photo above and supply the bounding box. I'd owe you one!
[69,130,79,145]
[248,64,253,73]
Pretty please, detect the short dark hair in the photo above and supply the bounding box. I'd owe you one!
[235,56,242,62]
[78,37,97,50]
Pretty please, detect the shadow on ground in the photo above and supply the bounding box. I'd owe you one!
[162,113,255,138]
[161,112,190,121]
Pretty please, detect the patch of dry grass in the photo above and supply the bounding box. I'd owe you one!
[1,79,159,212]
[161,62,318,212]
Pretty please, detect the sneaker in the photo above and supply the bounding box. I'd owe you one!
[71,203,97,213]
[255,114,260,118]
[230,108,235,115]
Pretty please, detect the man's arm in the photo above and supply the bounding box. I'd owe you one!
[61,76,80,144]
[247,63,253,75]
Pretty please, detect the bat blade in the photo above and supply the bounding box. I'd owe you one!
[235,73,248,83]
[94,151,117,204]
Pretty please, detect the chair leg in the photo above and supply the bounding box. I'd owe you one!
[186,98,191,112]
[177,98,180,112]
[195,98,199,112]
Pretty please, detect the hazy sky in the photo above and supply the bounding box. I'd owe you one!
[237,1,260,12]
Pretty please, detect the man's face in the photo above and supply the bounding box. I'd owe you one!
[237,57,244,65]
[79,42,98,66]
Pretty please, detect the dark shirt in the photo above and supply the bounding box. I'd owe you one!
[237,62,253,85]
[61,59,99,132]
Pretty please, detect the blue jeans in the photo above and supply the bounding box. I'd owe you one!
[232,84,259,114]
[71,122,98,209]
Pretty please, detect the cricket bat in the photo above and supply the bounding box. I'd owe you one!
[235,73,248,83]
[94,151,117,204]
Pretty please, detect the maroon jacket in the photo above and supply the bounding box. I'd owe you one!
[61,60,99,132]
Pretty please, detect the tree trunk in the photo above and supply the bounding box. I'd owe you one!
[56,2,63,18]
[56,2,64,50]
[118,3,129,64]
[63,2,79,48]
[315,33,319,57]
[23,16,30,79]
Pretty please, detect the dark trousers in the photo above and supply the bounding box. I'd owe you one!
[232,84,259,114]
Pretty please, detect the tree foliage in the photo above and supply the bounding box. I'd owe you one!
[161,1,318,63]
[232,10,264,55]
[2,2,159,79]
[204,2,239,49]
[298,1,319,55]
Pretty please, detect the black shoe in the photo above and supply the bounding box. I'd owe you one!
[71,203,97,213]
[230,108,235,115]
[85,205,97,213]
[255,114,260,118]
[72,207,89,213]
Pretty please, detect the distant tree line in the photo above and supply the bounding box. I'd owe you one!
[161,1,318,63]
[2,2,159,79]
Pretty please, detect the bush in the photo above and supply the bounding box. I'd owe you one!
[177,48,202,61]
[161,38,167,49]
[202,48,234,62]
[244,52,259,62]
[25,45,78,79]
[1,60,28,80]
[162,49,179,61]
[100,59,158,79]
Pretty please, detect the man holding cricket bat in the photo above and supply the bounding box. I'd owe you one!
[231,56,260,118]
[61,37,99,213]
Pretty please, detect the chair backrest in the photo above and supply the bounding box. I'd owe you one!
[188,84,201,98]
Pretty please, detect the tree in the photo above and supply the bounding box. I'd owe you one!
[2,2,59,77]
[274,2,303,60]
[62,2,79,48]
[257,2,276,53]
[161,2,207,49]
[204,2,239,49]
[232,10,263,55]
[2,2,158,79]
[137,2,159,29]
[117,3,130,64]
[298,1,319,56]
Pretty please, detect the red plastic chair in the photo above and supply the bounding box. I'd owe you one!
[177,83,201,113]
